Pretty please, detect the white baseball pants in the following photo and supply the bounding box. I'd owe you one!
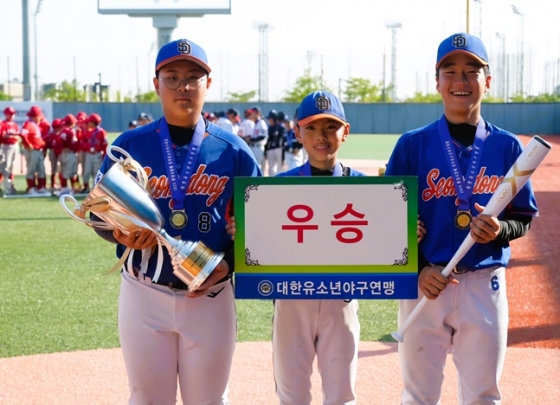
[0,144,19,189]
[272,299,360,405]
[285,150,304,170]
[83,152,103,186]
[398,266,507,405]
[266,147,283,176]
[118,271,236,405]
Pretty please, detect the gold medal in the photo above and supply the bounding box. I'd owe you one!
[170,210,188,229]
[454,211,472,230]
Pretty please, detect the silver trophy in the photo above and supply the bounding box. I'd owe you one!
[59,146,224,291]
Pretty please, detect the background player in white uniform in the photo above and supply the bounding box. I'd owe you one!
[238,108,255,141]
[225,108,240,136]
[386,33,538,405]
[215,111,234,132]
[92,38,261,405]
[248,106,268,173]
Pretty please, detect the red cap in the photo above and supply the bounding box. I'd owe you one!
[63,114,77,125]
[76,111,88,122]
[52,118,63,129]
[3,107,15,115]
[88,113,102,125]
[26,106,42,117]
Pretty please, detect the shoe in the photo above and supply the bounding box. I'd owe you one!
[57,187,73,196]
[4,188,16,195]
[27,187,38,195]
[79,188,90,194]
[37,188,51,195]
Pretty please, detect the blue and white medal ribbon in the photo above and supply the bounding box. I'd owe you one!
[438,115,488,230]
[158,117,205,229]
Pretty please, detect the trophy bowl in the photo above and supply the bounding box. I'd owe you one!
[59,146,224,291]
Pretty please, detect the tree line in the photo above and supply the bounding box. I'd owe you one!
[2,71,559,103]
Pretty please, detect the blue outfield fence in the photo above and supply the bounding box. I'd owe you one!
[53,102,560,135]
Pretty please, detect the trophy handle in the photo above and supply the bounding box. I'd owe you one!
[107,146,150,193]
[59,194,115,230]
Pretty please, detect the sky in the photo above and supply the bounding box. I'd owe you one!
[1,0,560,102]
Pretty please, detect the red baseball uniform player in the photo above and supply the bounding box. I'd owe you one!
[62,114,82,190]
[57,116,80,194]
[20,106,48,194]
[46,118,65,190]
[81,113,107,192]
[1,106,20,194]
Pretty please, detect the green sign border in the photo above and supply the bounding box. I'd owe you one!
[233,176,418,274]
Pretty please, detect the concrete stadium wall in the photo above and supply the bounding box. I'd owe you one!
[53,102,560,135]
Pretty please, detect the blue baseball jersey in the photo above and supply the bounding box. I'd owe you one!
[386,120,538,270]
[277,164,366,177]
[96,118,261,284]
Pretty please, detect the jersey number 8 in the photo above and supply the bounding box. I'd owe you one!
[198,212,211,233]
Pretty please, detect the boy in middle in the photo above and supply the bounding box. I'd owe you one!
[273,91,363,405]
[228,90,361,404]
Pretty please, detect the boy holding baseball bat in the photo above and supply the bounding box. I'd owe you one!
[385,33,538,404]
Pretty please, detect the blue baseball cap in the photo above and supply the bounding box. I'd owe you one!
[155,39,211,74]
[297,91,346,127]
[436,33,488,68]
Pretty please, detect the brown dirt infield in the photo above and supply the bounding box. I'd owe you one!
[3,135,559,404]
[1,343,559,404]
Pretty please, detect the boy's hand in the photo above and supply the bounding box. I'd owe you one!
[113,228,158,250]
[418,266,459,300]
[226,216,237,241]
[470,203,500,244]
[187,259,229,298]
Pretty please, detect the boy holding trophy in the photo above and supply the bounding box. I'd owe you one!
[92,38,261,404]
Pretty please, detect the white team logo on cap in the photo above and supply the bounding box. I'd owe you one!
[452,34,467,48]
[177,40,191,54]
[316,95,330,110]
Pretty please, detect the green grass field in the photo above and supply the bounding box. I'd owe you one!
[0,135,400,358]
[106,132,399,161]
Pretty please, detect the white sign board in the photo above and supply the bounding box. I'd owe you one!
[98,0,231,15]
[245,184,408,266]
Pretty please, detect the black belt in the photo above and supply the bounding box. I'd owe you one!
[159,278,189,290]
[132,267,189,290]
[435,263,472,274]
[132,267,231,290]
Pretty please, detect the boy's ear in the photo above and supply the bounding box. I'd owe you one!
[342,123,350,142]
[294,125,303,143]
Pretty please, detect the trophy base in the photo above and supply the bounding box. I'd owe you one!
[171,241,225,292]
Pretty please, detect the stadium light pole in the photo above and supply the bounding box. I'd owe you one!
[466,0,470,33]
[495,32,506,100]
[512,5,524,96]
[253,21,271,102]
[33,0,44,101]
[385,21,402,101]
[473,0,482,37]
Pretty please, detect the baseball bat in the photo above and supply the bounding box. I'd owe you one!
[391,135,552,343]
